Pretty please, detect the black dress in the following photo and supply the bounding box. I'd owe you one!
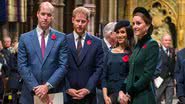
[102,51,129,95]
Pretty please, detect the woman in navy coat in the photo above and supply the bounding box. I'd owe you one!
[102,20,134,104]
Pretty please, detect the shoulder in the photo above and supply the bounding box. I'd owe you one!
[19,30,35,40]
[50,28,65,38]
[146,39,159,49]
[86,33,102,44]
[177,48,185,55]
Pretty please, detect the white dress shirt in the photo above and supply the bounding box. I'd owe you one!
[73,31,86,49]
[36,26,50,48]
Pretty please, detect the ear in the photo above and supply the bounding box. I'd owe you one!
[37,11,39,18]
[87,19,89,24]
[72,17,75,23]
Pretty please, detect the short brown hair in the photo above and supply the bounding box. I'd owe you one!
[73,6,90,19]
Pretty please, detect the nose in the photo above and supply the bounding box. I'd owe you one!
[78,21,83,25]
[133,24,137,30]
[43,14,48,19]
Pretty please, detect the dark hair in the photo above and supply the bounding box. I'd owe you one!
[114,20,130,32]
[114,21,135,53]
[133,7,152,25]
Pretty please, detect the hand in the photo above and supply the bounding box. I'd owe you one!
[33,84,49,99]
[66,89,81,98]
[76,88,90,99]
[104,95,111,104]
[40,94,53,104]
[119,91,130,104]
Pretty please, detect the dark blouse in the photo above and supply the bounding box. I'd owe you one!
[101,51,129,95]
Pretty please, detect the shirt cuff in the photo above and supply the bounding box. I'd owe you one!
[46,82,53,90]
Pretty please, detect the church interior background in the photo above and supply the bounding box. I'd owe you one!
[0,0,185,49]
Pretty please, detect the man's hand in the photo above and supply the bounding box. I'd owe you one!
[66,88,81,98]
[33,84,49,99]
[40,94,53,104]
[74,88,90,99]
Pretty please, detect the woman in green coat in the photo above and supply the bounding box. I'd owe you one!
[126,7,159,104]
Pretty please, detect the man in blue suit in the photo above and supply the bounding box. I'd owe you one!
[65,7,104,104]
[18,2,68,104]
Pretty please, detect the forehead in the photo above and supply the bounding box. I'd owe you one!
[133,16,144,22]
[39,5,53,14]
[4,38,11,41]
[73,13,88,20]
[163,35,171,40]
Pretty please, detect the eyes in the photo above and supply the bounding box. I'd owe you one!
[75,19,87,24]
[116,30,126,34]
[133,21,142,26]
[40,12,52,17]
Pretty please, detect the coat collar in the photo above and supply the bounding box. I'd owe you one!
[31,28,56,63]
[137,33,151,48]
[68,32,93,66]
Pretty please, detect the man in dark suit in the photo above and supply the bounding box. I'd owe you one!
[155,34,176,104]
[175,48,185,80]
[18,2,68,104]
[175,48,185,104]
[66,6,104,104]
[176,59,185,104]
[102,22,117,53]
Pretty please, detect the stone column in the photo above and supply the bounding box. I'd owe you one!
[108,0,117,22]
[126,0,137,21]
[84,0,96,35]
[100,0,108,24]
[51,0,65,32]
[177,0,185,49]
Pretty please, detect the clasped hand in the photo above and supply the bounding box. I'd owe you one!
[33,84,53,104]
[67,88,90,100]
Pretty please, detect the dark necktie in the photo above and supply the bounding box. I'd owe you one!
[77,36,82,56]
[41,31,45,59]
[166,48,169,56]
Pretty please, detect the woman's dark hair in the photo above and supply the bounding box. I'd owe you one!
[114,20,135,53]
[133,7,152,25]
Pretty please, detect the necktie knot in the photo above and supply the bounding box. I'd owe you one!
[78,35,82,40]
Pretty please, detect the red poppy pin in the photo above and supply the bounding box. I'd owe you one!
[51,34,56,40]
[122,55,129,62]
[87,40,92,45]
[142,44,147,49]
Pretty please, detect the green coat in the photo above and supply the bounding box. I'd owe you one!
[126,34,159,104]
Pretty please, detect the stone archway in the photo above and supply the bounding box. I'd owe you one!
[139,0,177,48]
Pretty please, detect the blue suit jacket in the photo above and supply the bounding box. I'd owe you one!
[18,28,68,104]
[66,33,104,94]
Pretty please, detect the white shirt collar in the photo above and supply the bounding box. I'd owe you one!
[104,38,111,49]
[162,45,167,51]
[36,26,50,36]
[73,31,86,40]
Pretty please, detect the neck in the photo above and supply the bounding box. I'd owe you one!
[118,43,125,50]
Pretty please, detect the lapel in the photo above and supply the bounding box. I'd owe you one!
[131,45,141,62]
[68,33,78,64]
[77,33,92,65]
[31,29,42,63]
[42,29,55,63]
